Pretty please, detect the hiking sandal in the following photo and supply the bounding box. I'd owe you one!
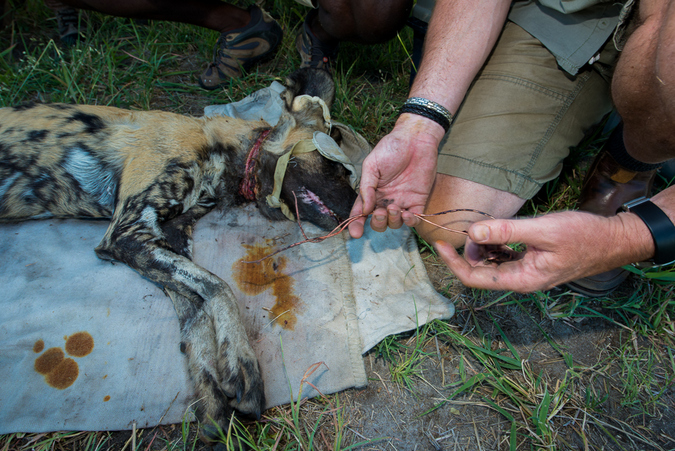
[295,10,338,72]
[199,5,283,90]
[54,7,82,45]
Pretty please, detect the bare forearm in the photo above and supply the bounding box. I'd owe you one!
[610,172,675,267]
[410,0,512,114]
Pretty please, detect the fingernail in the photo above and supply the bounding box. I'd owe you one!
[472,224,489,242]
[374,215,385,222]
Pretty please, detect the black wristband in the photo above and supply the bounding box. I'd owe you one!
[400,97,453,133]
[621,197,675,266]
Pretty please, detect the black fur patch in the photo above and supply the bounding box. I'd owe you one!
[67,111,106,134]
[11,103,36,112]
[47,104,74,110]
[26,130,49,142]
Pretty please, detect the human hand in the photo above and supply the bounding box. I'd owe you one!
[434,210,654,293]
[348,114,444,238]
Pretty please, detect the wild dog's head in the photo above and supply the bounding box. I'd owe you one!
[254,68,358,230]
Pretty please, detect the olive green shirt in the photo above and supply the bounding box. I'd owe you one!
[508,0,626,75]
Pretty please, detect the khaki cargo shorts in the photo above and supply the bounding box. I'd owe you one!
[438,21,618,199]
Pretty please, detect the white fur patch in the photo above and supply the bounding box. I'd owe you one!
[181,154,226,213]
[29,211,55,220]
[292,95,331,127]
[63,147,117,209]
[139,206,165,238]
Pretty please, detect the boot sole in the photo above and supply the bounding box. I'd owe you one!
[563,267,629,298]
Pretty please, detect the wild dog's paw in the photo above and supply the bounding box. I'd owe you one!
[217,337,265,419]
[169,287,265,446]
[204,291,266,420]
[194,338,263,451]
[182,333,260,449]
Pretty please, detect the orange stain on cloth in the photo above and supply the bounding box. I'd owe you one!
[232,242,302,330]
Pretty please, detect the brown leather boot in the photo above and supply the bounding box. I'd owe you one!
[576,150,657,216]
[566,124,659,297]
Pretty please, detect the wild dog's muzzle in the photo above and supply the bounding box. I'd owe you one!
[266,130,358,221]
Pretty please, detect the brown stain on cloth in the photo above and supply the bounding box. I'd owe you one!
[33,339,44,353]
[33,331,94,389]
[232,242,302,330]
[65,331,94,357]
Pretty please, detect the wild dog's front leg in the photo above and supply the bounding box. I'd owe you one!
[162,253,265,417]
[168,287,264,442]
[96,229,264,436]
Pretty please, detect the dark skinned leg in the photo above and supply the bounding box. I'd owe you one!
[312,0,413,45]
[49,0,249,32]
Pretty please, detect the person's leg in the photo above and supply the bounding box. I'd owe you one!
[565,0,675,297]
[296,0,412,70]
[415,21,617,249]
[612,0,675,163]
[50,0,282,87]
[198,2,283,89]
[44,0,82,44]
[312,0,413,45]
[418,176,525,249]
[54,0,249,32]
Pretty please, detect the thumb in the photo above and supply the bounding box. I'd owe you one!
[468,219,526,245]
[358,182,377,216]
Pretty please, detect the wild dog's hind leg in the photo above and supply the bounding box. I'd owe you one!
[95,205,264,436]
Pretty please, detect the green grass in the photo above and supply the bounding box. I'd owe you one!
[2,0,675,450]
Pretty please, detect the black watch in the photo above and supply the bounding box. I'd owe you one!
[620,196,675,267]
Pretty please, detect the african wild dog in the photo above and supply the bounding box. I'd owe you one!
[0,68,357,443]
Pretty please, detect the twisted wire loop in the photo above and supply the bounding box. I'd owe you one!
[244,194,496,263]
[413,208,495,236]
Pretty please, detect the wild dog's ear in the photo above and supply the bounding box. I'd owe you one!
[282,68,335,110]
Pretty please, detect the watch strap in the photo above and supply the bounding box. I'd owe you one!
[621,196,675,266]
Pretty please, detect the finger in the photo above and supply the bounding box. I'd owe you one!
[358,177,377,217]
[434,241,471,272]
[433,240,502,288]
[402,208,422,228]
[370,207,389,232]
[387,205,403,229]
[468,220,526,246]
[435,240,528,292]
